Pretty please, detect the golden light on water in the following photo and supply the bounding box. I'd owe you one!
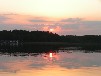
[49,53,53,58]
[0,51,101,76]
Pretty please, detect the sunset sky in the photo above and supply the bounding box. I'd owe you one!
[0,0,101,35]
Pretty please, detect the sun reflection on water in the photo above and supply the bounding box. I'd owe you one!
[49,53,52,58]
[42,50,59,62]
[0,49,101,76]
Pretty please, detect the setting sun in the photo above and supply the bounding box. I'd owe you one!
[0,0,101,35]
[50,29,54,32]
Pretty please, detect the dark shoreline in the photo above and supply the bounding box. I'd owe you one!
[0,42,101,53]
[23,42,101,46]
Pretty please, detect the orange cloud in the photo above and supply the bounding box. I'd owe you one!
[43,26,61,33]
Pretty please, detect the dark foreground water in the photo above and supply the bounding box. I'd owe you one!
[0,45,101,76]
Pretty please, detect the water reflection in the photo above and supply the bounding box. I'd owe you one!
[0,45,101,76]
[49,53,52,58]
[43,51,59,62]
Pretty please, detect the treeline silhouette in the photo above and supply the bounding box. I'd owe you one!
[0,30,101,43]
[0,30,60,42]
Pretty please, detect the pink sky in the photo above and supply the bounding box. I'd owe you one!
[0,0,101,35]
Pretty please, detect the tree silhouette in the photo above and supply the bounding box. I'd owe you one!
[0,30,101,43]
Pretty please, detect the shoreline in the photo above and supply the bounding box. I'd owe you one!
[23,42,101,46]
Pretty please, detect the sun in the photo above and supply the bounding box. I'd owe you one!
[50,29,54,32]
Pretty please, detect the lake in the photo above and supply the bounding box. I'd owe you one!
[0,45,101,76]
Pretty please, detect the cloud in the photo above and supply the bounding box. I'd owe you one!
[59,18,83,31]
[29,19,46,22]
[1,13,18,16]
[0,14,33,24]
[83,21,101,27]
[59,18,101,35]
[60,18,82,23]
[0,15,10,23]
[43,25,61,32]
[29,17,49,23]
[0,15,101,35]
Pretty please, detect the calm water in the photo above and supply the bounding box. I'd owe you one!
[0,46,101,76]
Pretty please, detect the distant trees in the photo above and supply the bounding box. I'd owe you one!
[0,30,60,42]
[60,35,101,43]
[0,30,101,43]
